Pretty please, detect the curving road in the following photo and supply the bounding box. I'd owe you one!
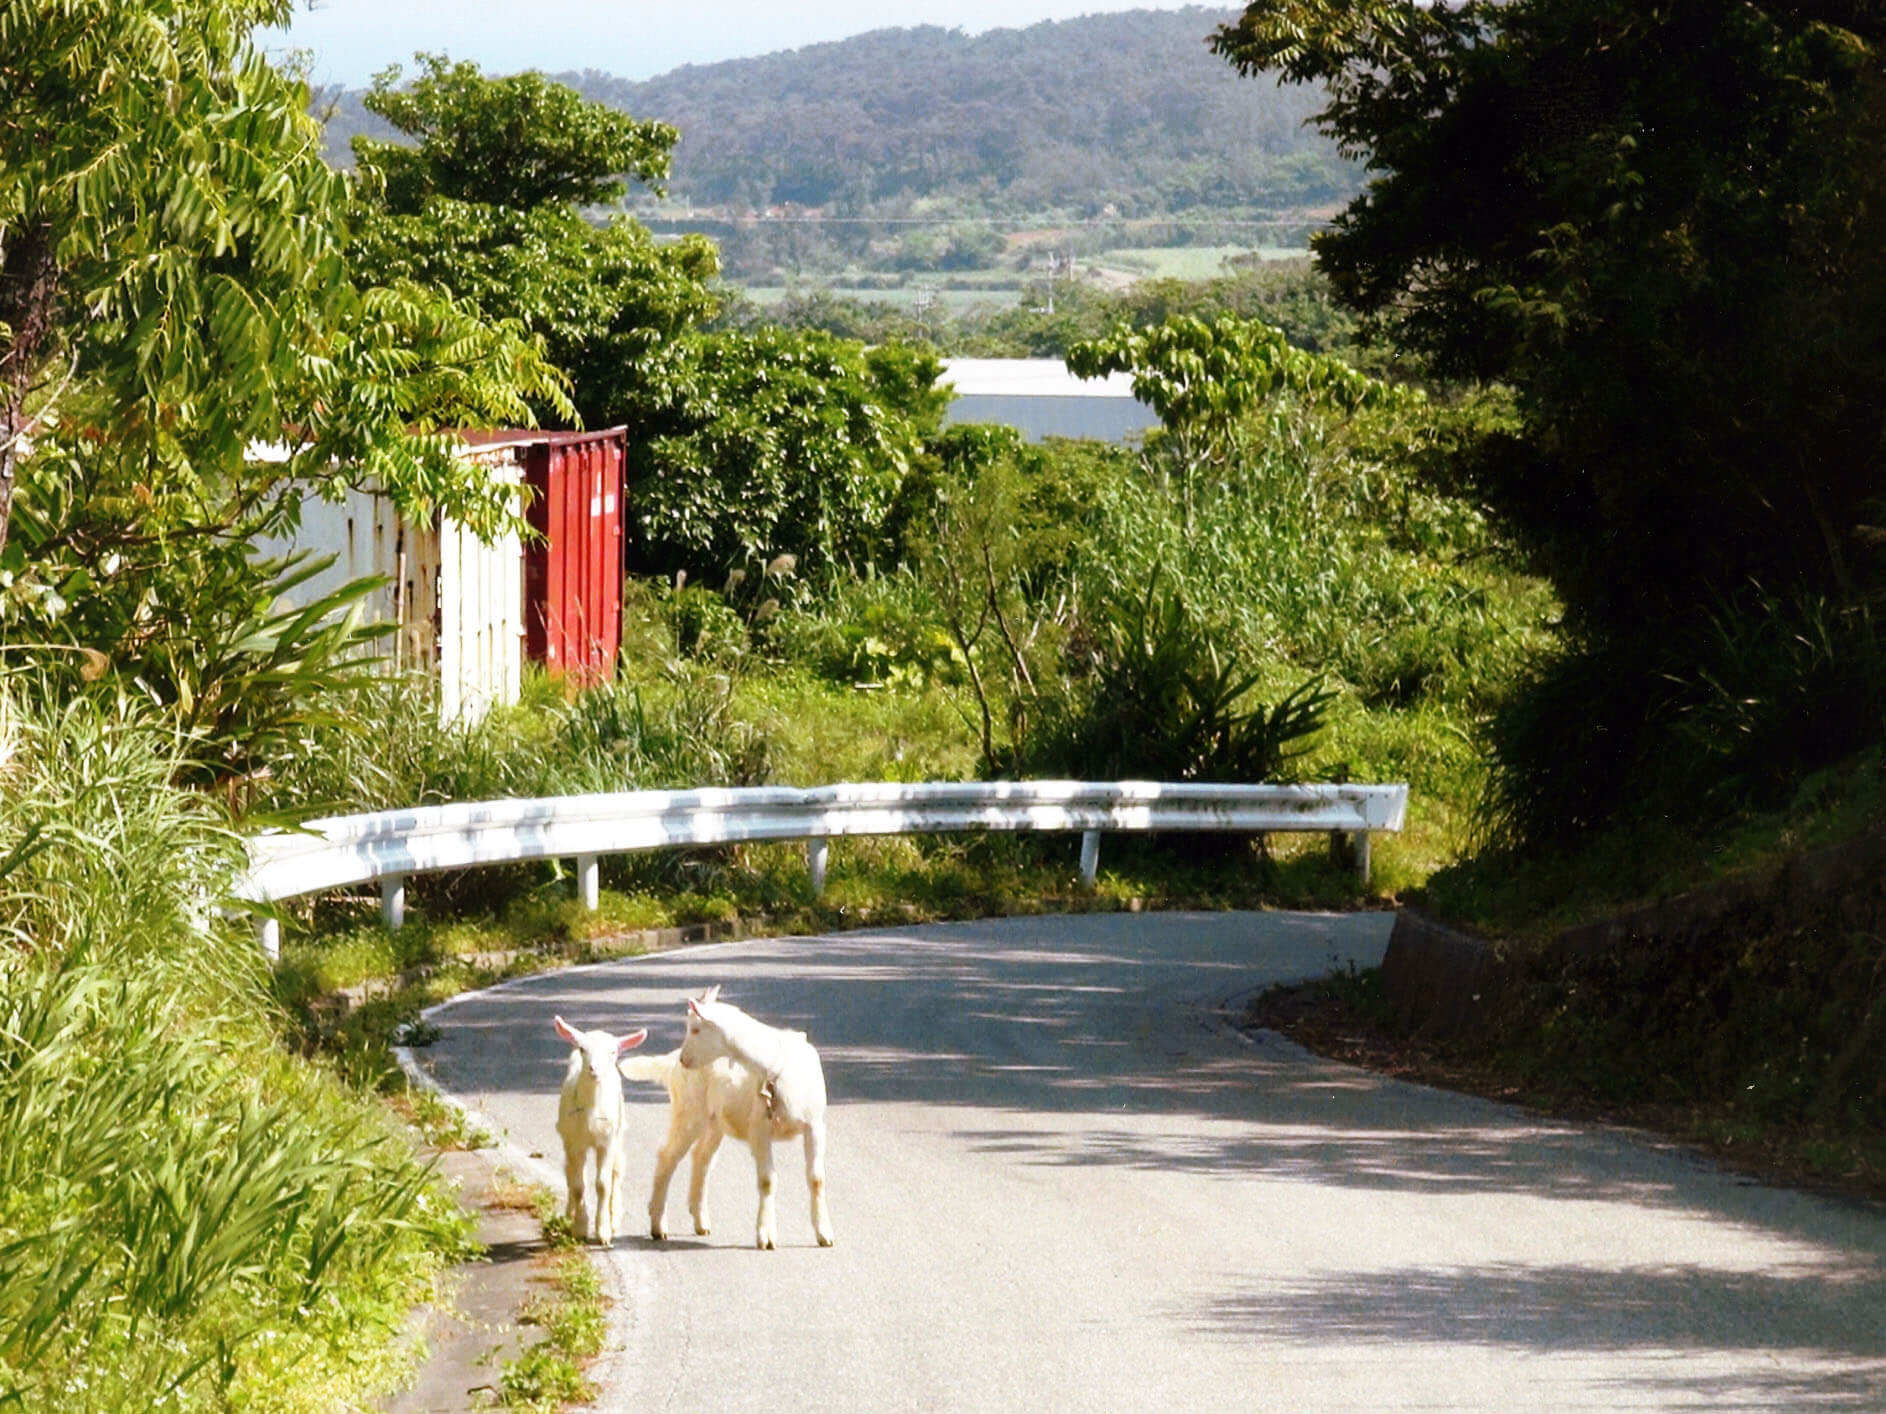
[407,911,1886,1411]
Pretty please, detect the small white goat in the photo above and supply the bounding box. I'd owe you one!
[553,1015,647,1245]
[621,986,832,1250]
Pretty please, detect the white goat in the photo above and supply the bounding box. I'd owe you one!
[621,986,833,1250]
[553,1015,647,1245]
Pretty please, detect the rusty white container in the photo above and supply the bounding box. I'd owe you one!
[255,442,526,721]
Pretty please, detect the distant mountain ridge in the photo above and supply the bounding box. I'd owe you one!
[315,8,1353,221]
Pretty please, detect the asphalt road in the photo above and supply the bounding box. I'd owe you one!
[408,911,1886,1411]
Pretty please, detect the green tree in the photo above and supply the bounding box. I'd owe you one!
[909,426,1093,774]
[0,3,568,788]
[354,53,677,211]
[349,55,720,434]
[1215,0,1886,837]
[1067,313,1404,524]
[634,331,946,581]
[0,6,564,561]
[350,58,957,592]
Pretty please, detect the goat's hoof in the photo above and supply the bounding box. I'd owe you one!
[650,1226,667,1242]
[756,1235,775,1251]
[693,1220,712,1236]
[817,1233,834,1248]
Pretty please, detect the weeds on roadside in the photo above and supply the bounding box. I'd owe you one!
[487,1196,606,1410]
[0,682,472,1412]
[498,1342,594,1413]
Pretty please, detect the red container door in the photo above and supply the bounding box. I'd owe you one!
[583,442,605,671]
[522,429,626,685]
[558,445,582,673]
[600,438,622,664]
[523,444,555,670]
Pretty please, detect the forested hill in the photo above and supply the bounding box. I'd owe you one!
[317,8,1353,220]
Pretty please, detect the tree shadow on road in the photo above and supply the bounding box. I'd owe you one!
[436,914,1886,1210]
[1189,1262,1886,1409]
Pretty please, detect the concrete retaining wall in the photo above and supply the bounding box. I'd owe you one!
[1378,910,1510,1037]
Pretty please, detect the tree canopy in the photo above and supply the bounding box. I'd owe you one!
[1216,0,1886,838]
[350,56,950,585]
[1213,0,1886,634]
[0,0,568,562]
[348,54,721,436]
[0,1,571,779]
[356,53,679,212]
[633,331,945,580]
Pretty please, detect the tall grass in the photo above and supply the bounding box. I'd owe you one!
[0,686,237,952]
[253,661,777,821]
[1079,419,1555,717]
[0,681,467,1410]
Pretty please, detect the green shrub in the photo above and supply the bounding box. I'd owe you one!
[664,582,752,664]
[769,568,964,688]
[1480,583,1886,852]
[669,890,739,925]
[1021,571,1333,783]
[587,889,672,934]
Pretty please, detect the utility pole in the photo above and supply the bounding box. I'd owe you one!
[1037,250,1061,314]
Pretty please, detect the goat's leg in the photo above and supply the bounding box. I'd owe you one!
[608,1140,632,1241]
[687,1126,724,1236]
[750,1134,778,1250]
[594,1138,619,1246]
[563,1144,590,1241]
[648,1121,695,1241]
[804,1118,834,1248]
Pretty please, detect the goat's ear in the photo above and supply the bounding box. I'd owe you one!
[701,984,721,1004]
[617,1028,648,1053]
[554,1015,579,1046]
[686,998,702,1018]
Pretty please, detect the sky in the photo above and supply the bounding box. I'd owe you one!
[266,1,1226,92]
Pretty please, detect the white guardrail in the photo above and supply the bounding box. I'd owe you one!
[236,780,1409,960]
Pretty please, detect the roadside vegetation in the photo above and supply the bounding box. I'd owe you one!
[0,686,478,1407]
[2,0,1881,1407]
[1218,0,1886,1197]
[499,1188,608,1413]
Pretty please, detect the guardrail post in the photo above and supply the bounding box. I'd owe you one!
[257,915,280,963]
[1355,831,1372,886]
[1079,830,1101,886]
[381,874,406,930]
[807,838,829,897]
[576,854,600,911]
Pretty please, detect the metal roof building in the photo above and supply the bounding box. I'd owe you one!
[939,358,1159,444]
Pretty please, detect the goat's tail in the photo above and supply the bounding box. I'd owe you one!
[618,1048,681,1084]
